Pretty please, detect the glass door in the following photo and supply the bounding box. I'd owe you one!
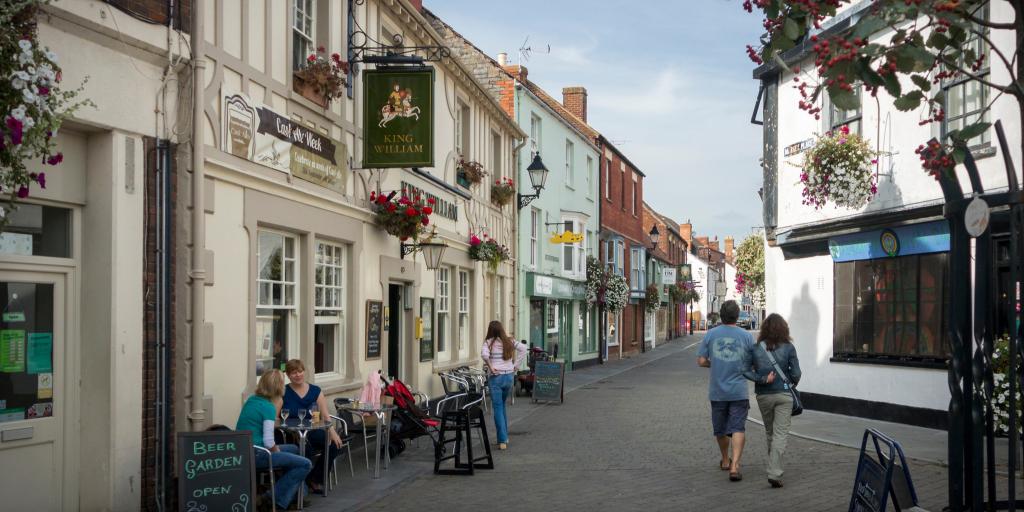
[0,273,65,510]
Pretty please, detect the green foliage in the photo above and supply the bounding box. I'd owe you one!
[370,191,435,240]
[468,234,510,273]
[991,335,1022,437]
[644,284,661,313]
[0,0,91,229]
[586,256,629,313]
[735,235,765,308]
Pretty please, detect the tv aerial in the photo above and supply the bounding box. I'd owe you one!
[518,35,550,63]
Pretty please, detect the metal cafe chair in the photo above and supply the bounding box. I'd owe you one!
[327,414,356,488]
[253,445,276,512]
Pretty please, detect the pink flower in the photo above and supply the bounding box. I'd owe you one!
[17,186,29,199]
[35,172,45,189]
[307,54,317,63]
[46,153,62,166]
[38,86,49,96]
[470,235,482,246]
[840,125,850,135]
[331,53,341,63]
[6,117,23,146]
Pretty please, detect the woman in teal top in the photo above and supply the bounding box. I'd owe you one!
[236,369,311,510]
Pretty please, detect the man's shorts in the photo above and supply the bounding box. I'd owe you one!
[711,399,750,437]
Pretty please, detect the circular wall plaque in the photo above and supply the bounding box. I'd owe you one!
[965,197,990,238]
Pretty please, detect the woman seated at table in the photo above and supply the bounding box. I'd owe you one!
[237,369,311,511]
[283,359,344,494]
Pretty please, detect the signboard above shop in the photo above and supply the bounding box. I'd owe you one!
[828,221,950,262]
[223,93,348,194]
[363,68,434,168]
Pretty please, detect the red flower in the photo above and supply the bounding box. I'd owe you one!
[427,198,436,205]
[17,186,29,199]
[387,202,397,212]
[470,235,481,245]
[35,172,45,189]
[401,236,409,242]
[399,197,411,205]
[422,206,433,215]
[45,153,62,166]
[422,217,430,226]
[331,53,341,62]
[6,117,23,145]
[307,54,316,63]
[317,45,326,53]
[405,207,418,217]
[369,191,377,200]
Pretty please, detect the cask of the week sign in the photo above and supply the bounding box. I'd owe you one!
[362,68,434,168]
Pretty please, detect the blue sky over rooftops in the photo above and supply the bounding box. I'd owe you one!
[426,0,766,243]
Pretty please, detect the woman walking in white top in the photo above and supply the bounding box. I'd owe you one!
[481,320,527,450]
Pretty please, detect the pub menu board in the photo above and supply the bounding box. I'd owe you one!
[419,297,434,362]
[366,300,382,360]
[532,361,565,404]
[178,431,255,512]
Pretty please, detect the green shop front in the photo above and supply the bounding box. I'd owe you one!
[525,273,600,369]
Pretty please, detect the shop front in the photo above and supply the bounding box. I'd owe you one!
[525,273,599,369]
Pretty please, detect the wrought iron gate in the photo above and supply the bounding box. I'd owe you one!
[940,120,1024,511]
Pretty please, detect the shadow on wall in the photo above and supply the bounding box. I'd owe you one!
[789,282,821,365]
[864,171,904,213]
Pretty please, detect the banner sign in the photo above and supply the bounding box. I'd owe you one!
[223,93,348,193]
[661,267,677,285]
[828,221,949,262]
[680,264,692,282]
[363,68,434,168]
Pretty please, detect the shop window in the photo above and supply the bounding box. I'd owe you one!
[606,311,619,347]
[579,304,596,353]
[458,270,469,357]
[546,301,560,355]
[314,241,346,376]
[436,267,450,354]
[833,253,948,361]
[0,282,54,424]
[0,204,71,258]
[256,230,298,376]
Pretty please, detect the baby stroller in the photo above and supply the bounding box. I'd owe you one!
[382,375,483,458]
[515,344,550,396]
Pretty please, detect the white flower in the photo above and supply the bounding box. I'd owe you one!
[18,53,33,66]
[13,71,30,81]
[22,89,35,103]
[44,50,57,64]
[8,105,26,121]
[18,40,32,52]
[10,78,24,90]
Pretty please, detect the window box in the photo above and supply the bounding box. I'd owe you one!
[293,73,328,108]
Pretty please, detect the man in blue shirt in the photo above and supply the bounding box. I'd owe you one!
[697,300,754,482]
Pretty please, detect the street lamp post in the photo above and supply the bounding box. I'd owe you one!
[641,226,660,352]
[517,153,550,210]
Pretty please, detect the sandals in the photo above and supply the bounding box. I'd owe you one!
[719,458,731,471]
[729,471,743,482]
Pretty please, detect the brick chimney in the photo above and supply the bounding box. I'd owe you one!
[407,0,423,11]
[725,237,735,264]
[562,86,588,122]
[696,236,709,248]
[679,222,692,245]
[710,237,720,252]
[502,64,528,82]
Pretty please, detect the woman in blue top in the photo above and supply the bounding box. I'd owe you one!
[283,359,343,494]
[741,313,802,489]
[236,369,311,510]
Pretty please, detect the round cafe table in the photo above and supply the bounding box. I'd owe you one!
[279,417,335,510]
[337,402,396,479]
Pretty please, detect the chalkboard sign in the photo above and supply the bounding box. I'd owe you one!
[178,430,255,512]
[848,429,919,512]
[532,361,565,404]
[366,300,382,360]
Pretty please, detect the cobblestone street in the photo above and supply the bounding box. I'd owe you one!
[356,336,949,511]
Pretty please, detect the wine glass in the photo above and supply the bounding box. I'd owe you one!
[280,409,290,424]
[297,408,307,424]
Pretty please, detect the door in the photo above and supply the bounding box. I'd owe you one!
[0,273,66,511]
[387,284,402,380]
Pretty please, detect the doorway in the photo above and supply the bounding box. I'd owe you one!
[0,272,66,510]
[387,284,402,380]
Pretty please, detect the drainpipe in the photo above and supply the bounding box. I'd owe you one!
[188,0,208,431]
[510,82,527,360]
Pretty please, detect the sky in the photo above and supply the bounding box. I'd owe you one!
[426,0,766,244]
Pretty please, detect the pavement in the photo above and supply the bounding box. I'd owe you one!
[308,334,957,511]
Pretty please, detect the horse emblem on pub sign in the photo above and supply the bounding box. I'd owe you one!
[379,83,422,127]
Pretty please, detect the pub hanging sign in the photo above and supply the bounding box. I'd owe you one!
[362,68,434,168]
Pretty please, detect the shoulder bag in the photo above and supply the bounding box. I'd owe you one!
[760,343,803,416]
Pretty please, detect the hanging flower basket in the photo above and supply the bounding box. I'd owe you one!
[293,46,349,106]
[456,158,486,185]
[644,284,661,313]
[585,256,628,313]
[468,233,510,273]
[490,177,515,207]
[0,1,90,229]
[369,190,435,241]
[991,335,1022,437]
[800,125,878,210]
